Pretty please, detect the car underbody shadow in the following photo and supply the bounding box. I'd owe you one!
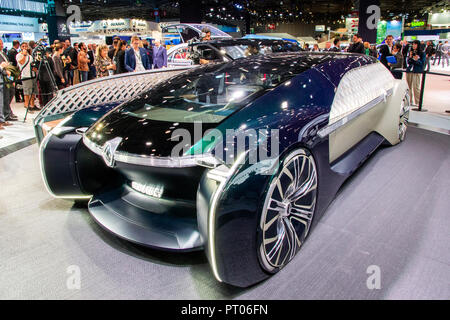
[68,205,248,298]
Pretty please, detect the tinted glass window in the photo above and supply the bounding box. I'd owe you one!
[191,25,230,37]
[118,56,306,124]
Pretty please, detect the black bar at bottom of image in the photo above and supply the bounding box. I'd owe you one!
[0,300,446,318]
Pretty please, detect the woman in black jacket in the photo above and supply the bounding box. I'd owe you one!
[114,40,128,75]
[406,40,426,106]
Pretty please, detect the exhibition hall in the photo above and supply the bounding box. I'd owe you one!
[0,0,449,303]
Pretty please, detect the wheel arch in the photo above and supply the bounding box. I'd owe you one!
[373,79,410,146]
[196,138,329,287]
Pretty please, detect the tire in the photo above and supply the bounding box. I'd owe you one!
[257,148,318,273]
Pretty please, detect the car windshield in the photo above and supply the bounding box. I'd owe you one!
[118,56,305,124]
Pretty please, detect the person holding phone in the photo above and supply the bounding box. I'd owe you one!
[405,40,426,106]
[95,44,116,78]
[17,42,39,111]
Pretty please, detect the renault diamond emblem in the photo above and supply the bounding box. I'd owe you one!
[102,137,122,167]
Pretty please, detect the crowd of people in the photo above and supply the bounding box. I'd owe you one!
[1,31,449,133]
[0,35,168,133]
[306,34,449,106]
[54,35,168,86]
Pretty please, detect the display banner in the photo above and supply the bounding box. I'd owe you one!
[346,17,359,34]
[358,0,380,43]
[428,12,450,26]
[376,20,402,44]
[0,15,39,33]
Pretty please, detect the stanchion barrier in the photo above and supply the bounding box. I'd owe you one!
[416,71,427,112]
[395,69,450,112]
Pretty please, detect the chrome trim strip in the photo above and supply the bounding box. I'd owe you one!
[318,88,393,138]
[82,134,219,168]
[113,151,214,168]
[207,151,248,282]
[83,135,103,156]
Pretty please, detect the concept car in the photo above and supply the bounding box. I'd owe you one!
[37,52,409,287]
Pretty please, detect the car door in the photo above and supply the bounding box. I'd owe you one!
[325,63,396,163]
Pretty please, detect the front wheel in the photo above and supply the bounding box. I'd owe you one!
[258,148,318,273]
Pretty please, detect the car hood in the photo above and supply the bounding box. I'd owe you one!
[84,110,217,158]
[66,102,121,128]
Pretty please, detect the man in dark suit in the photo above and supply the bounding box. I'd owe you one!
[7,40,22,103]
[124,36,151,72]
[108,38,120,60]
[378,35,394,68]
[329,38,341,52]
[348,34,365,54]
[87,43,96,80]
[7,40,19,67]
[433,41,443,66]
[0,39,18,127]
[401,40,410,68]
[152,39,167,69]
[63,39,78,85]
[142,40,153,67]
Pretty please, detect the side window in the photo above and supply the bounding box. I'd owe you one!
[168,52,176,62]
[196,45,222,61]
[173,47,189,60]
[179,27,199,43]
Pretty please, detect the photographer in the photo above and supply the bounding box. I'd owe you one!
[37,47,56,107]
[17,42,39,111]
[405,40,426,106]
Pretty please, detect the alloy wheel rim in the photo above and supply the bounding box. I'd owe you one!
[259,150,317,272]
[399,93,410,141]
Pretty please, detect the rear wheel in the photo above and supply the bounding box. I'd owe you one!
[399,91,410,142]
[258,148,318,273]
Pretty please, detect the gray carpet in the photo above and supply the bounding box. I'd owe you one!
[0,127,449,300]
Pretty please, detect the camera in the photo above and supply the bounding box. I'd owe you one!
[31,40,48,68]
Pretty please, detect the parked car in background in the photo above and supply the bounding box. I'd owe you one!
[161,23,232,48]
[167,38,303,67]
